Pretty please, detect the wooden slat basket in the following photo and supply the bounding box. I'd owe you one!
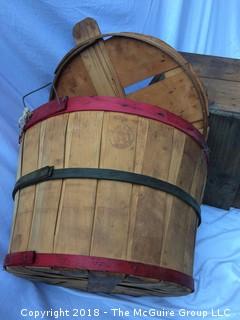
[4,19,208,296]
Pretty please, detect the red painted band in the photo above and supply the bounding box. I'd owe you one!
[23,96,208,161]
[4,251,193,291]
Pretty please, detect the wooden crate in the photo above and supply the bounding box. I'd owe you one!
[182,52,240,209]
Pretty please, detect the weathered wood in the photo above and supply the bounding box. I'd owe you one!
[90,112,138,259]
[129,121,173,265]
[51,28,208,136]
[202,78,240,113]
[7,265,190,296]
[87,271,124,293]
[53,111,103,254]
[182,52,240,82]
[203,109,240,209]
[181,51,240,209]
[104,36,177,87]
[8,142,23,252]
[72,18,124,97]
[55,57,97,97]
[128,68,204,126]
[160,130,186,269]
[182,52,240,113]
[9,106,207,295]
[10,125,41,252]
[27,115,69,252]
[126,117,149,261]
[7,18,210,295]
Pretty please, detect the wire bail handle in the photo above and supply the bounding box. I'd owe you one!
[19,82,68,142]
[22,82,61,109]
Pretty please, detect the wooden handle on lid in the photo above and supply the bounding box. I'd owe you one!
[72,18,125,97]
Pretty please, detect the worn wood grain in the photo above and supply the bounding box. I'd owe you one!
[182,52,240,82]
[129,121,173,265]
[9,18,211,293]
[128,68,204,125]
[27,115,68,252]
[8,142,23,252]
[90,113,138,259]
[52,30,208,136]
[9,109,207,294]
[73,18,124,97]
[203,111,240,209]
[54,111,103,254]
[105,36,178,87]
[202,78,240,113]
[181,51,240,209]
[10,125,41,252]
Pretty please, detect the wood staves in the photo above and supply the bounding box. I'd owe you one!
[9,106,207,295]
[7,19,209,296]
[182,52,240,209]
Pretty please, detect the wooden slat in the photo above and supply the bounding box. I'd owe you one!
[52,27,208,136]
[126,117,149,260]
[105,36,178,87]
[160,129,186,268]
[203,111,240,209]
[160,136,201,273]
[90,113,138,259]
[27,115,68,252]
[53,111,103,254]
[55,57,97,97]
[7,265,190,296]
[9,86,208,293]
[182,52,240,113]
[234,188,240,208]
[8,142,23,252]
[87,271,124,293]
[10,125,41,252]
[182,52,240,82]
[129,121,173,265]
[202,78,240,113]
[182,154,206,275]
[7,265,176,295]
[73,18,124,97]
[9,113,206,293]
[181,51,240,209]
[128,69,204,126]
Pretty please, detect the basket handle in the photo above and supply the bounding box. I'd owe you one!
[72,17,101,45]
[72,18,125,97]
[22,82,60,109]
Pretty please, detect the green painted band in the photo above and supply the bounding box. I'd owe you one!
[13,166,201,225]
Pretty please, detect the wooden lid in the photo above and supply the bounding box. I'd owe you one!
[50,18,208,137]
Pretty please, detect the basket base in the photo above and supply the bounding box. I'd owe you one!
[6,265,192,296]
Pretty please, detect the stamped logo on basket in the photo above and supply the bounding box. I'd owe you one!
[110,123,135,149]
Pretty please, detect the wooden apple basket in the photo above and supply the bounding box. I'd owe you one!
[5,18,208,296]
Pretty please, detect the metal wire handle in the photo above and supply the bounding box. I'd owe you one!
[22,82,60,109]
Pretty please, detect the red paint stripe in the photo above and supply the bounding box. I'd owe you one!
[4,252,193,291]
[23,96,208,161]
